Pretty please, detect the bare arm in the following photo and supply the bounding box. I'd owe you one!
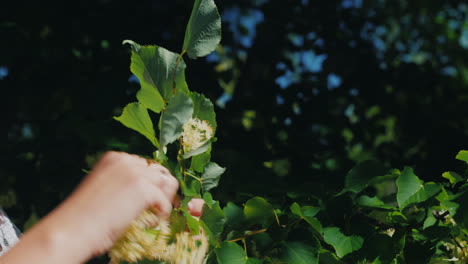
[0,152,203,264]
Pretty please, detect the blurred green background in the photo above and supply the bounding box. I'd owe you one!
[1,0,467,254]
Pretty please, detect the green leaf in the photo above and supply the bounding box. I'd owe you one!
[114,102,159,147]
[282,240,320,264]
[387,211,408,224]
[183,93,217,159]
[290,203,322,232]
[168,210,187,239]
[396,167,441,210]
[442,171,464,184]
[182,140,212,159]
[191,92,217,130]
[244,197,275,226]
[322,227,364,258]
[440,200,459,216]
[191,150,211,172]
[247,258,263,264]
[224,202,244,226]
[215,241,247,264]
[342,160,387,194]
[319,250,343,264]
[182,176,201,197]
[302,206,320,218]
[136,87,165,114]
[201,201,225,239]
[201,162,225,192]
[356,195,395,210]
[183,0,222,59]
[122,39,141,52]
[159,93,193,147]
[454,191,468,227]
[203,192,215,207]
[290,202,302,217]
[422,212,437,230]
[304,217,323,234]
[455,150,468,163]
[183,210,201,234]
[127,44,189,103]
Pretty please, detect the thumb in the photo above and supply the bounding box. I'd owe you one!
[187,198,204,217]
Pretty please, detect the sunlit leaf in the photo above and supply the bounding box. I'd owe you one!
[183,0,222,59]
[396,167,441,210]
[244,197,275,226]
[191,150,211,172]
[201,162,225,192]
[357,195,395,210]
[191,92,217,130]
[455,150,468,163]
[322,227,363,258]
[215,241,247,264]
[290,202,302,217]
[341,160,387,194]
[201,201,225,239]
[423,210,437,230]
[159,93,193,147]
[183,93,217,159]
[290,202,322,232]
[136,87,165,114]
[114,102,159,147]
[183,140,212,159]
[126,43,189,105]
[442,171,464,184]
[282,239,320,264]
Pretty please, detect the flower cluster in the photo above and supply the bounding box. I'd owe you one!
[181,118,214,153]
[109,210,208,264]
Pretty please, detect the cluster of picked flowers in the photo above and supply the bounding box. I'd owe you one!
[109,210,208,264]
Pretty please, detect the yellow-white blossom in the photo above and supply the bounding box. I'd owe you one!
[109,210,208,264]
[382,228,395,237]
[181,118,214,152]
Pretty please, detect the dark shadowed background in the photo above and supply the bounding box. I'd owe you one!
[1,0,468,262]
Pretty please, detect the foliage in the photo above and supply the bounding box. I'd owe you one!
[2,0,468,264]
[111,1,468,263]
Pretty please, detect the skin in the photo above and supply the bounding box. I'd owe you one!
[0,151,203,264]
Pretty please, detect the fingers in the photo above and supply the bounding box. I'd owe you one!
[112,152,179,204]
[188,198,205,217]
[145,163,179,203]
[98,152,181,219]
[141,186,173,220]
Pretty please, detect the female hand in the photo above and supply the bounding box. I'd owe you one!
[1,151,203,264]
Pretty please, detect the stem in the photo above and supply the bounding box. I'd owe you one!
[450,234,464,254]
[172,50,187,94]
[184,171,202,182]
[273,209,281,226]
[179,138,187,182]
[229,229,268,242]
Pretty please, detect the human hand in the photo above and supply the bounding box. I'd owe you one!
[8,151,203,263]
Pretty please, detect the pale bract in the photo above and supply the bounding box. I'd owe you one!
[181,118,214,153]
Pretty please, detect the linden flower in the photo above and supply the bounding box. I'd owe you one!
[109,210,208,264]
[382,228,395,237]
[181,118,214,152]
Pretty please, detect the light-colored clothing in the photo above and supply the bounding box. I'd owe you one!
[0,209,20,256]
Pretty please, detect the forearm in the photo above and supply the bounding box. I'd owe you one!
[0,203,92,264]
